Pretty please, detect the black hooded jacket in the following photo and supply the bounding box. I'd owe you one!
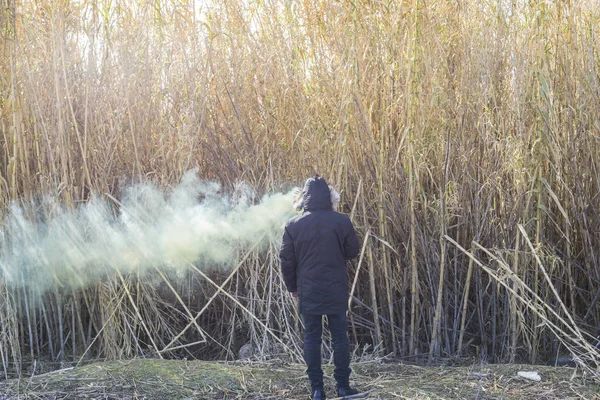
[280,176,360,314]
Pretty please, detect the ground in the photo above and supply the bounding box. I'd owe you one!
[1,358,599,399]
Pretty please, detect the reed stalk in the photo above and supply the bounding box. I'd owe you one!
[0,0,598,373]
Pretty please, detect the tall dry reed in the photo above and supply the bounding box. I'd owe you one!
[1,0,600,376]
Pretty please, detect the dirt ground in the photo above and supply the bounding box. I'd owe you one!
[1,358,599,399]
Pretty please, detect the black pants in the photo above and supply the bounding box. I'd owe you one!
[302,312,351,391]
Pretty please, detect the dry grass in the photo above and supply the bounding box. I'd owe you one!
[1,358,599,399]
[1,0,600,380]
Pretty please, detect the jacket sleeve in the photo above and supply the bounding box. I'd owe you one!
[344,218,360,260]
[279,226,297,292]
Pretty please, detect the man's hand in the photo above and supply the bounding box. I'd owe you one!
[290,292,298,300]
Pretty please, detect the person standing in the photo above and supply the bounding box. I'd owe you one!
[280,175,361,400]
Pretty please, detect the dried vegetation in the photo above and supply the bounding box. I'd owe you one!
[1,358,599,399]
[1,0,600,388]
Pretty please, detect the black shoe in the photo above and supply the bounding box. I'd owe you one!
[336,386,360,398]
[311,388,327,400]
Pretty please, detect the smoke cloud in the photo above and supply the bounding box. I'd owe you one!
[0,170,297,294]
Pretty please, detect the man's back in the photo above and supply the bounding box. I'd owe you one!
[280,176,359,314]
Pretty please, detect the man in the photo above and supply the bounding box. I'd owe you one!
[280,175,361,400]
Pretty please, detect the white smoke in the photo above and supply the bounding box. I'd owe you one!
[0,170,297,294]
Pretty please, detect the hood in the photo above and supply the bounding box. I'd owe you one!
[302,175,332,211]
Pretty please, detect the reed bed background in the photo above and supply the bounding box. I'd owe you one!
[1,0,600,377]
